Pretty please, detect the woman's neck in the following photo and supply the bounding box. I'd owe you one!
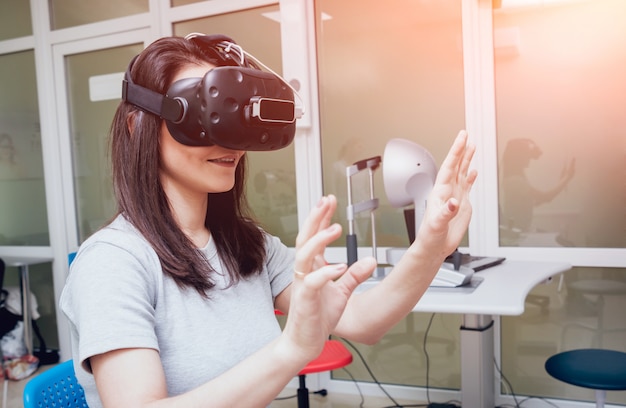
[166,189,211,248]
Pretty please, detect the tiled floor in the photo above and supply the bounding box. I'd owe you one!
[3,364,56,408]
[272,388,425,407]
[3,365,426,408]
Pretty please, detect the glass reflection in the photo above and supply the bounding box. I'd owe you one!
[496,1,626,405]
[499,138,576,245]
[49,0,148,29]
[316,0,466,250]
[0,51,48,246]
[0,0,32,40]
[315,0,465,390]
[66,45,143,243]
[501,266,626,405]
[495,0,626,248]
[249,164,298,244]
[0,133,25,179]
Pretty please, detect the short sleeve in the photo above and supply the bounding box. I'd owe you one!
[60,238,161,373]
[263,234,294,299]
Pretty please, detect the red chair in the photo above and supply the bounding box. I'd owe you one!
[275,311,353,408]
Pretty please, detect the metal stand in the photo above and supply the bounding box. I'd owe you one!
[345,156,381,267]
[460,314,494,408]
[297,375,309,408]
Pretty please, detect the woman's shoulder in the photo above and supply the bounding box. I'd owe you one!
[74,214,160,271]
[83,214,148,247]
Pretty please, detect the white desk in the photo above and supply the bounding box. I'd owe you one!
[2,255,53,356]
[358,260,572,408]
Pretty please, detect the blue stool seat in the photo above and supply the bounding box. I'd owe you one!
[545,349,626,408]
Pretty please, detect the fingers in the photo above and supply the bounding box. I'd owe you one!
[294,223,342,275]
[437,130,475,184]
[293,258,375,310]
[312,254,327,271]
[295,263,348,289]
[295,195,338,250]
[438,130,467,175]
[420,130,477,239]
[465,168,478,190]
[294,195,342,275]
[459,143,476,185]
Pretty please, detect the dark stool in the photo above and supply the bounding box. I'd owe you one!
[545,349,626,408]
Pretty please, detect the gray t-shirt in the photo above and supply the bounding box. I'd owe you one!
[60,215,294,408]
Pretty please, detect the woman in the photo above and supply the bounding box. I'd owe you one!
[60,35,476,408]
[499,138,575,233]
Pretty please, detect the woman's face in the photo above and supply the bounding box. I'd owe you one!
[159,63,245,198]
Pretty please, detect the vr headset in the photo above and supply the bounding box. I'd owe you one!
[121,33,303,151]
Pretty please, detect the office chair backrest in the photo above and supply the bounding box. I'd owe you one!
[23,359,88,408]
[68,252,77,266]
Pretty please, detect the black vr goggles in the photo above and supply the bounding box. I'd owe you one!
[121,33,302,151]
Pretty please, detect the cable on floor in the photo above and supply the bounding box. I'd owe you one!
[494,357,560,408]
[342,312,460,408]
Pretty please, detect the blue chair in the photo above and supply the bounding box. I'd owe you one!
[545,348,626,408]
[23,359,88,408]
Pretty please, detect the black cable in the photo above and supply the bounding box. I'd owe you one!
[493,357,561,408]
[273,394,297,401]
[494,356,521,408]
[423,313,436,404]
[515,396,560,408]
[278,313,458,408]
[342,316,456,408]
[279,319,557,408]
[341,366,366,408]
[422,314,461,408]
[341,337,402,406]
[273,389,328,401]
[495,396,560,408]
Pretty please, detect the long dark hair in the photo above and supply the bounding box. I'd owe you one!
[109,36,266,296]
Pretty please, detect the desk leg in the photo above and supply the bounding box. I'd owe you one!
[460,314,494,408]
[18,265,33,356]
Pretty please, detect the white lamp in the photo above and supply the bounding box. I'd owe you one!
[382,138,437,241]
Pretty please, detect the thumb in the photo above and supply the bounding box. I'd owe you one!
[429,197,459,230]
[445,197,460,217]
[336,256,377,293]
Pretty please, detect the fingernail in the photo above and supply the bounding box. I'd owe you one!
[317,196,326,207]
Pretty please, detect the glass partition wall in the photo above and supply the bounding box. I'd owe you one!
[0,51,48,246]
[48,0,148,29]
[314,0,466,391]
[316,0,467,250]
[314,0,625,406]
[494,1,626,405]
[65,45,144,242]
[0,7,56,348]
[0,0,32,40]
